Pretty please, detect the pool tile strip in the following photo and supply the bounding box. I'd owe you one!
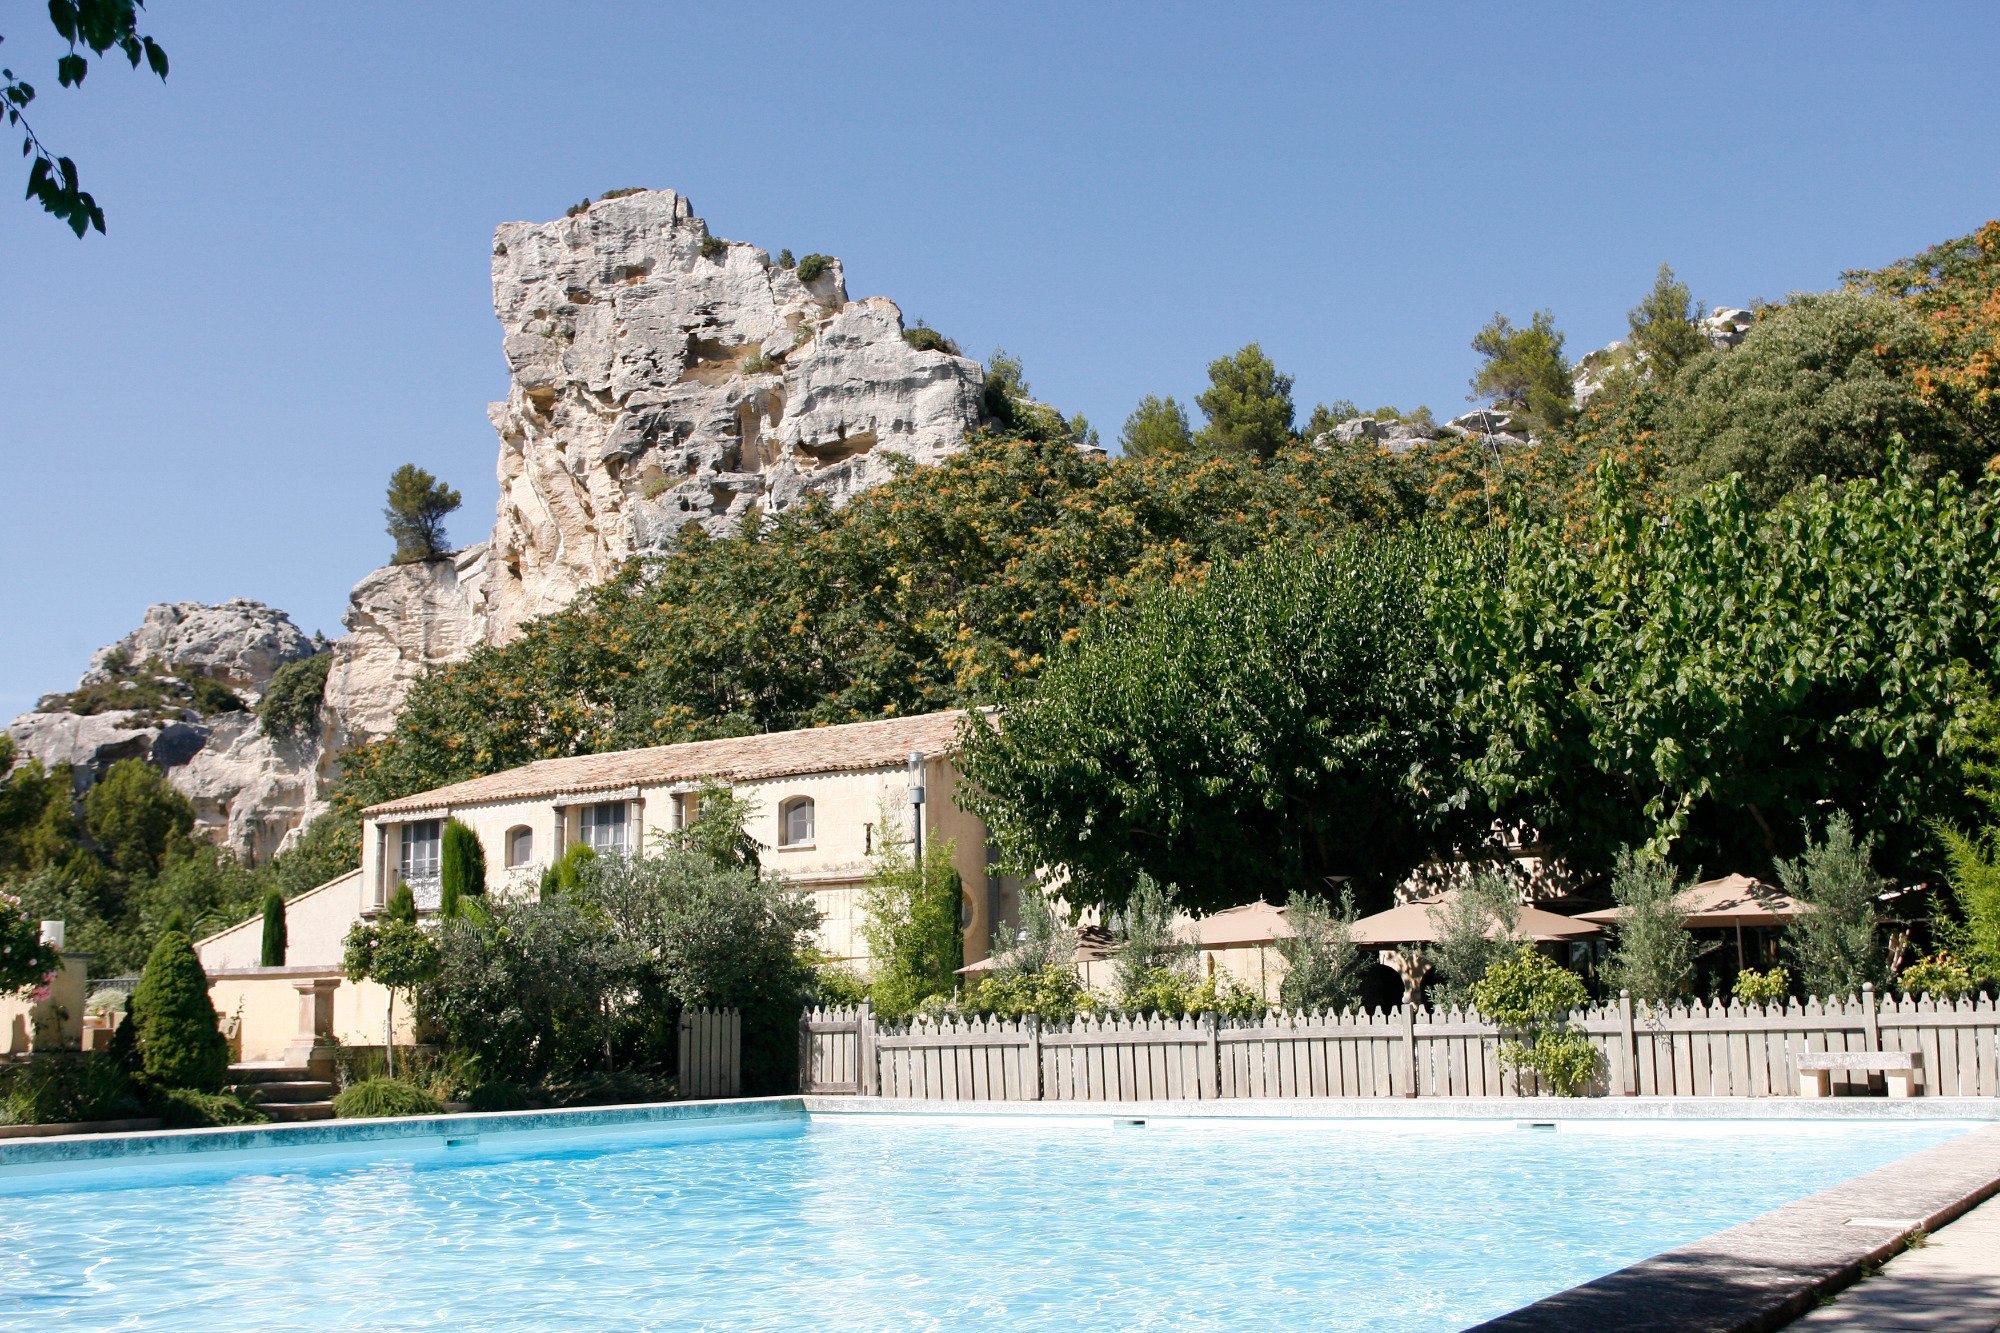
[1470,1122,2000,1333]
[0,1095,806,1172]
[802,1094,2000,1122]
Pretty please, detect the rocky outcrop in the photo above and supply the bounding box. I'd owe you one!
[1702,306,1755,349]
[7,602,324,863]
[1326,415,1443,455]
[81,599,316,699]
[482,189,989,638]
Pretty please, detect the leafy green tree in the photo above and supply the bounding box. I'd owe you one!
[1936,824,2000,984]
[1603,850,1694,1005]
[1433,452,2000,879]
[860,834,963,1021]
[2,0,168,235]
[1275,889,1363,1012]
[1626,263,1707,381]
[130,929,228,1091]
[578,848,819,1092]
[257,652,330,745]
[1469,310,1574,433]
[538,842,597,899]
[1119,395,1193,457]
[343,884,438,1077]
[84,758,193,877]
[1778,812,1887,997]
[1194,343,1296,458]
[1844,219,2000,448]
[0,751,85,878]
[339,435,1417,813]
[134,844,261,946]
[1660,291,1974,505]
[259,889,286,966]
[1471,944,1596,1095]
[652,778,760,871]
[438,819,485,919]
[384,464,462,564]
[960,533,1470,914]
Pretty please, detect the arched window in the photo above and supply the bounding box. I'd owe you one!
[780,796,815,847]
[505,825,534,867]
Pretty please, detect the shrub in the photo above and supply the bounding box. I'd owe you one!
[0,1054,142,1125]
[1604,850,1694,1005]
[259,890,286,967]
[740,351,777,376]
[467,1081,531,1112]
[812,963,869,1006]
[439,819,486,919]
[565,198,591,218]
[794,253,832,283]
[539,1070,675,1107]
[1898,954,1976,999]
[539,842,597,899]
[0,889,61,994]
[257,652,330,744]
[700,233,727,260]
[598,186,645,202]
[1276,890,1362,1012]
[968,964,1093,1023]
[153,1087,266,1128]
[777,248,794,269]
[333,1077,444,1119]
[1779,812,1888,997]
[861,837,962,1022]
[130,930,229,1092]
[1731,966,1791,1006]
[902,323,956,355]
[1472,945,1596,1097]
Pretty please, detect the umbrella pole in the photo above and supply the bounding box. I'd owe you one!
[1734,921,1745,972]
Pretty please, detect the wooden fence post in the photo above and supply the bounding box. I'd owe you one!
[1399,1004,1417,1098]
[1030,1014,1045,1100]
[1200,1011,1220,1100]
[1619,990,1637,1096]
[858,1000,879,1097]
[798,1007,813,1094]
[1862,983,1880,1052]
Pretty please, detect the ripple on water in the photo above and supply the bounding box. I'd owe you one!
[0,1116,1967,1332]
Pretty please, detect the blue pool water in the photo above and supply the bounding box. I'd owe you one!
[0,1113,1968,1331]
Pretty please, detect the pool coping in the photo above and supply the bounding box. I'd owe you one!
[0,1095,807,1171]
[802,1094,2000,1122]
[1469,1121,2000,1332]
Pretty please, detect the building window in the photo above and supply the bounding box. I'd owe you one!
[580,802,629,854]
[672,791,699,831]
[505,825,534,867]
[780,796,814,847]
[399,820,441,885]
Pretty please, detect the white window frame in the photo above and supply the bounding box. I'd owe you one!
[505,825,534,868]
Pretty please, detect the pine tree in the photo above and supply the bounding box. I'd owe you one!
[1119,395,1193,457]
[1627,263,1707,381]
[131,930,229,1091]
[384,464,462,565]
[1194,344,1295,459]
[259,890,286,967]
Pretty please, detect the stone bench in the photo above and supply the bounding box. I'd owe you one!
[1797,1050,1923,1098]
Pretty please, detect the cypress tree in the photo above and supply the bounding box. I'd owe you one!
[386,882,418,925]
[439,819,485,919]
[259,890,287,967]
[130,931,229,1091]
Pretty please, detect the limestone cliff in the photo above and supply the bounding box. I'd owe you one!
[481,188,989,638]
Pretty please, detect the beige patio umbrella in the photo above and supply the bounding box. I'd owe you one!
[1348,888,1602,946]
[1190,900,1296,947]
[1575,873,1803,968]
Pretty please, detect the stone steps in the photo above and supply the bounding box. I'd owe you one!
[229,1064,336,1122]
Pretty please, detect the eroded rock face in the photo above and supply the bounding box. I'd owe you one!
[171,713,316,865]
[82,599,316,699]
[482,189,988,638]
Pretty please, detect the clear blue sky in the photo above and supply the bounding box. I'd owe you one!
[4,3,1997,715]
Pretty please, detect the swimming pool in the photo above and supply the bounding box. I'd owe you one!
[0,1110,1972,1331]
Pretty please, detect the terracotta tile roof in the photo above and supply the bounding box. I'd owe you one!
[362,709,979,817]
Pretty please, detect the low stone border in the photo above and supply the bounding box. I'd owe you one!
[1470,1123,2000,1332]
[802,1094,2000,1122]
[0,1117,162,1140]
[0,1096,805,1175]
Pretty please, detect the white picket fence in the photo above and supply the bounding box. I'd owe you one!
[800,988,2000,1101]
[678,1006,741,1099]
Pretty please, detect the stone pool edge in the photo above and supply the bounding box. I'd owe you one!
[1469,1121,2000,1333]
[0,1095,807,1171]
[801,1094,2000,1121]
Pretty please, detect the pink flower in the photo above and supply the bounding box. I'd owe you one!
[29,986,50,1003]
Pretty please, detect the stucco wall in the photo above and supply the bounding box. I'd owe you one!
[0,954,88,1055]
[196,870,368,973]
[207,970,407,1064]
